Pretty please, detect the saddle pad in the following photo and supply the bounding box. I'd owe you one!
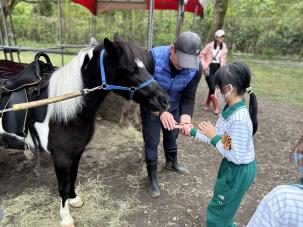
[1,62,41,92]
[0,60,27,79]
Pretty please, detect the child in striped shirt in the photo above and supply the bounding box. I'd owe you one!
[182,62,258,226]
[247,133,303,227]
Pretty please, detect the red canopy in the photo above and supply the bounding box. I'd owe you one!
[72,0,205,17]
[73,0,98,14]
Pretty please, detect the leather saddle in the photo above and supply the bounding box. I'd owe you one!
[0,52,54,137]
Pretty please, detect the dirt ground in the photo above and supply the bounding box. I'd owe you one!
[0,82,302,227]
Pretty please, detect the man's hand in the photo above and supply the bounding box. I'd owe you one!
[198,121,217,139]
[178,114,193,136]
[160,111,177,131]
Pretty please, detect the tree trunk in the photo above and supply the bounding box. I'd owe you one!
[0,0,20,45]
[1,0,19,16]
[206,0,229,43]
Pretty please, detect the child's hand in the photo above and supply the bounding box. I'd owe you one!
[174,123,193,136]
[198,121,217,139]
[180,123,193,136]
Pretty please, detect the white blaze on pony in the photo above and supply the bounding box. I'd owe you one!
[135,58,145,68]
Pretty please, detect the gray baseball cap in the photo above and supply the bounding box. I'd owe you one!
[174,31,201,70]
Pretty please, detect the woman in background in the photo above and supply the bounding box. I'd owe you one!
[200,29,228,114]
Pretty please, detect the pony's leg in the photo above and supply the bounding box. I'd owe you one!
[52,153,75,227]
[68,153,84,208]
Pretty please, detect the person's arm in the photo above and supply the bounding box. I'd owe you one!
[189,118,224,143]
[200,43,211,71]
[180,63,202,119]
[199,120,251,164]
[190,128,211,144]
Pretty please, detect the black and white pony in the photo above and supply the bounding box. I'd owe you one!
[1,36,168,226]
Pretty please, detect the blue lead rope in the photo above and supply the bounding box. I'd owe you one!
[99,49,154,99]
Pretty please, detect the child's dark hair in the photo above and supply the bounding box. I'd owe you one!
[213,62,258,135]
[214,40,223,50]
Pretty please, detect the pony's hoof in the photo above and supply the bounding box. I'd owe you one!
[60,216,74,227]
[61,224,75,227]
[69,196,84,208]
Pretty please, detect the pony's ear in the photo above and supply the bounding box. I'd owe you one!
[113,33,123,42]
[104,38,120,59]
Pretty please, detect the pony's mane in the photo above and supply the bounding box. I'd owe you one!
[47,47,94,123]
[47,40,147,123]
[115,40,149,67]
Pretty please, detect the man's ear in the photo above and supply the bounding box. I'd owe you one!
[170,44,175,54]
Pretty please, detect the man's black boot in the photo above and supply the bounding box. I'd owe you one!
[164,148,188,174]
[146,160,160,198]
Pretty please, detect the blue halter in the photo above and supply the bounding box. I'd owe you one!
[99,49,155,99]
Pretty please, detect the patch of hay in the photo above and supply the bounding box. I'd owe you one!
[0,186,58,227]
[0,178,147,227]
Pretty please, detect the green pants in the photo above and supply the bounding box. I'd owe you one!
[206,158,256,227]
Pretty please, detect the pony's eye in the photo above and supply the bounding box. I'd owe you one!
[119,67,138,75]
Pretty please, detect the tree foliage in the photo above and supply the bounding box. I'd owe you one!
[1,0,302,57]
[224,0,303,56]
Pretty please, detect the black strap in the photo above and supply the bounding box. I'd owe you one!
[212,48,221,61]
[28,122,42,153]
[26,91,43,154]
[34,52,53,78]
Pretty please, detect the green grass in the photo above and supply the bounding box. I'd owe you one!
[243,61,303,106]
[1,52,303,106]
[0,51,74,66]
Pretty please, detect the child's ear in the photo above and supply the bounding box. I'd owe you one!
[229,84,234,93]
[225,84,234,93]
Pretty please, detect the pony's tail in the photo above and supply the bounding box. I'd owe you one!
[249,92,258,135]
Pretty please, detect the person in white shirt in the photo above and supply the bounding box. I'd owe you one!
[247,133,303,227]
[178,62,258,226]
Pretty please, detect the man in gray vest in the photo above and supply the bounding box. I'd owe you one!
[141,31,202,197]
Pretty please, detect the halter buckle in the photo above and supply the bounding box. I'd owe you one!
[101,83,107,89]
[130,87,136,92]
